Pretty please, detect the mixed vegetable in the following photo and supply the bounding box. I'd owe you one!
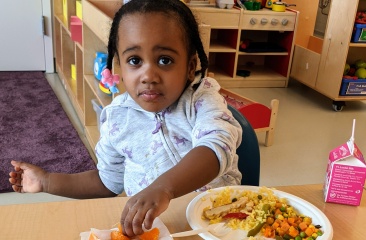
[202,187,324,240]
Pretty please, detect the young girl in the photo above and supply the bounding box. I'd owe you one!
[9,0,242,237]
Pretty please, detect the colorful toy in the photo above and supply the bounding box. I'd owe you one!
[99,82,112,96]
[101,69,120,94]
[94,52,108,81]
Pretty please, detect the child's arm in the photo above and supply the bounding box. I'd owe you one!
[120,146,219,236]
[9,160,116,198]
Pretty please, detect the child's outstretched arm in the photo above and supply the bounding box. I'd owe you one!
[9,160,116,199]
[120,146,219,237]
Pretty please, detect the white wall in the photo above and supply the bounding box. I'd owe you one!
[43,0,54,73]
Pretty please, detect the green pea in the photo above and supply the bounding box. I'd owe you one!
[257,194,263,200]
[317,230,323,236]
[300,232,306,238]
[280,206,286,212]
[295,236,302,240]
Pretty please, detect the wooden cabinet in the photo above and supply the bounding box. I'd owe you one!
[53,1,297,154]
[290,0,366,111]
[191,7,299,88]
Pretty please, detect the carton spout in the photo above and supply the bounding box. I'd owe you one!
[350,119,356,143]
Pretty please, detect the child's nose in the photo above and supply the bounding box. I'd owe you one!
[140,64,160,84]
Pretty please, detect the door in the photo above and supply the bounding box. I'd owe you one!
[0,0,46,71]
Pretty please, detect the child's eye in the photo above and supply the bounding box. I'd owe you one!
[127,57,142,66]
[158,57,173,66]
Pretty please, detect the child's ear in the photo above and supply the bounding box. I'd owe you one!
[188,55,198,81]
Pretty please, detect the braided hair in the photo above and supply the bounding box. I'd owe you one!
[106,0,208,87]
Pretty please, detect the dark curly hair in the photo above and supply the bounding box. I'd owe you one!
[106,0,208,86]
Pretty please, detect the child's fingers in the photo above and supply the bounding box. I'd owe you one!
[143,208,156,230]
[12,184,23,193]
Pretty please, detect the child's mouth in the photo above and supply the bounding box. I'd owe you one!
[139,90,162,101]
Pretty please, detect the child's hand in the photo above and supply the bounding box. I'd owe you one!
[8,160,48,193]
[120,185,173,237]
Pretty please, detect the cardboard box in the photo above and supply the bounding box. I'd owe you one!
[324,140,366,206]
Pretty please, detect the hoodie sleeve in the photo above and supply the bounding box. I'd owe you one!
[95,104,126,195]
[190,77,242,177]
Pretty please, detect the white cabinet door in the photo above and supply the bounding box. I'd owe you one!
[0,0,46,71]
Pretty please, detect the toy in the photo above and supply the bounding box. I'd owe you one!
[99,82,112,96]
[94,52,108,81]
[101,69,120,94]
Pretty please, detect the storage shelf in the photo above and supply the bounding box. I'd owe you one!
[238,51,289,56]
[349,42,366,47]
[54,13,69,31]
[84,74,113,108]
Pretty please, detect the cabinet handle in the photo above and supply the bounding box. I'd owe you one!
[271,19,279,25]
[250,18,257,25]
[261,18,268,25]
[281,19,289,26]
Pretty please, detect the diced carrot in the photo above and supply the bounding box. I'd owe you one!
[276,227,285,236]
[288,226,299,238]
[305,227,314,237]
[263,226,275,238]
[280,221,290,232]
[299,221,308,231]
[271,221,280,230]
[287,217,295,225]
[275,208,282,215]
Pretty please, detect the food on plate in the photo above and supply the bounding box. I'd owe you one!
[202,187,324,239]
[110,223,160,240]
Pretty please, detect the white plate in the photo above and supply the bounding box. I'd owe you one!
[186,186,333,240]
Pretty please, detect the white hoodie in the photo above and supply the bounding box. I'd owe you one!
[96,77,242,196]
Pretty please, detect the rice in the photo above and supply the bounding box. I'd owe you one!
[202,187,293,231]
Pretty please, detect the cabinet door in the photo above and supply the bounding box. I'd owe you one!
[315,0,359,98]
[0,0,46,71]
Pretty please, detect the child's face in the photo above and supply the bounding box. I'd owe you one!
[117,12,197,113]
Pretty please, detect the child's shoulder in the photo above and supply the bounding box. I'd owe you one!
[191,76,221,93]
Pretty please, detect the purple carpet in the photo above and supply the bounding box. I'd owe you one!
[0,71,96,193]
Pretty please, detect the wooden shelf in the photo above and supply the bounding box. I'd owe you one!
[290,0,366,109]
[238,51,289,56]
[349,42,366,47]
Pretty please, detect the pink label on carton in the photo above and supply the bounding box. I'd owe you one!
[324,141,366,206]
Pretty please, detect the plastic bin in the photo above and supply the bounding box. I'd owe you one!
[351,23,366,43]
[91,99,103,131]
[339,78,366,96]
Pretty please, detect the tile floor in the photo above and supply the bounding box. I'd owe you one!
[1,73,366,205]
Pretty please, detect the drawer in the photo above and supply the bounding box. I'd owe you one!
[240,10,296,31]
[191,8,240,28]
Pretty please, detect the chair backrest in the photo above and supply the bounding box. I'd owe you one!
[228,105,260,186]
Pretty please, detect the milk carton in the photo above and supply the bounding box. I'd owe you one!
[324,121,366,206]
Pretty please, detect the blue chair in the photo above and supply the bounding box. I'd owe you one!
[228,104,260,186]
